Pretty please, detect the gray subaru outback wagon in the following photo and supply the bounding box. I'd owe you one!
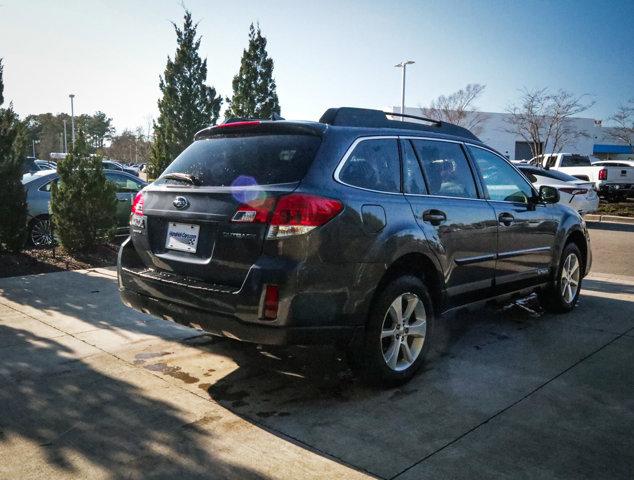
[118,108,591,386]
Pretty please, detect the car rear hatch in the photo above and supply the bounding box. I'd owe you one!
[131,121,325,288]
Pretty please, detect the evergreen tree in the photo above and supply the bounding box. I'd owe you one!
[51,130,117,252]
[148,10,222,179]
[226,24,281,120]
[0,59,28,252]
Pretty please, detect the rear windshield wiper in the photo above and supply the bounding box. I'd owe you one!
[161,172,202,186]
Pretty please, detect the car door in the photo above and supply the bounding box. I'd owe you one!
[105,173,145,229]
[467,145,558,291]
[404,138,498,306]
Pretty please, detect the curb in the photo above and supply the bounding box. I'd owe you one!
[584,214,634,225]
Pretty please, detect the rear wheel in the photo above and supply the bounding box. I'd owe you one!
[28,215,54,247]
[349,275,435,387]
[540,243,583,313]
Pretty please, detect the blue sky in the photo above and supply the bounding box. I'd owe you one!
[1,0,632,132]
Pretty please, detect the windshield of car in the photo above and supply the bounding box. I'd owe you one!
[157,134,322,187]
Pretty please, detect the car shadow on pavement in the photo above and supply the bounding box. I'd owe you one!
[0,324,270,479]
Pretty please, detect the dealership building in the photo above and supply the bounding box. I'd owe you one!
[390,107,633,161]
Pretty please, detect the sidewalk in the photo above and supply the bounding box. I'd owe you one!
[1,268,633,479]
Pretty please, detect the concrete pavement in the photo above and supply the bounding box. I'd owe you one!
[587,222,634,275]
[0,266,633,479]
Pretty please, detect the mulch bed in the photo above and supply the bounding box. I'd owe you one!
[0,242,121,278]
[597,199,634,217]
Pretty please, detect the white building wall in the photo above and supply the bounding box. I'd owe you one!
[390,107,599,160]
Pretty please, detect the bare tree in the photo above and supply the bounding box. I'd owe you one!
[421,83,489,136]
[607,99,633,147]
[505,88,595,158]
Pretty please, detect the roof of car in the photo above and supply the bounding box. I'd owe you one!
[195,107,488,147]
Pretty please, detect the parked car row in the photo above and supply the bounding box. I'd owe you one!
[516,165,599,214]
[21,169,147,246]
[528,153,634,201]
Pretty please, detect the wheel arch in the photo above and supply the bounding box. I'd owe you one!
[371,252,444,317]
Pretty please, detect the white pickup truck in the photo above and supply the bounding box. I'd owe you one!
[529,153,634,201]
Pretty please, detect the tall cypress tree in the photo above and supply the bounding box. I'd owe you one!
[51,130,117,252]
[148,10,222,179]
[226,23,280,120]
[0,59,28,252]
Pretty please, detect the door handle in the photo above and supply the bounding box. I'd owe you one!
[498,212,514,226]
[422,209,447,225]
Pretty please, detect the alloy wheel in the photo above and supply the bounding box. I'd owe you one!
[560,253,580,304]
[380,292,427,371]
[31,218,54,247]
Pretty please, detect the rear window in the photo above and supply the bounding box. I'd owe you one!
[536,168,580,182]
[561,155,591,167]
[158,134,321,187]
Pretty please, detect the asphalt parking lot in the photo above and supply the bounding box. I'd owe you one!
[1,223,633,479]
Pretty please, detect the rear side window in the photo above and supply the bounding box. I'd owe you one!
[106,173,145,192]
[561,155,591,167]
[412,140,478,199]
[338,139,400,193]
[158,134,322,187]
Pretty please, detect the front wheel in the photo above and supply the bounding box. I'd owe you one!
[540,243,583,313]
[349,275,435,387]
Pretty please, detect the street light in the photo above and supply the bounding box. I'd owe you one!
[63,119,68,153]
[394,60,415,120]
[69,94,76,148]
[32,139,40,158]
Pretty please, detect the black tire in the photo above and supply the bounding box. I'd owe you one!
[540,243,583,313]
[348,275,436,387]
[28,215,54,247]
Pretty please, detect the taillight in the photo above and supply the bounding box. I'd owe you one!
[267,193,343,239]
[598,168,608,180]
[559,187,588,195]
[231,198,275,223]
[131,191,144,216]
[263,284,279,320]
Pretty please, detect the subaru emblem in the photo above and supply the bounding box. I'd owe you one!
[173,196,189,209]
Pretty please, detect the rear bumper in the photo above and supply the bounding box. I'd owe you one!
[120,288,360,345]
[598,183,633,195]
[117,237,370,346]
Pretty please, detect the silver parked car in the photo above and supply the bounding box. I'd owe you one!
[22,169,147,246]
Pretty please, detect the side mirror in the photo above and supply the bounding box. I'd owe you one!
[538,185,560,204]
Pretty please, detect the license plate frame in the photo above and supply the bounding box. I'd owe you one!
[165,222,200,253]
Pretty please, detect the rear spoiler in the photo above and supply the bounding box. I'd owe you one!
[194,121,326,141]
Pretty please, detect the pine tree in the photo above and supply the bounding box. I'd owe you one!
[148,10,222,179]
[0,59,28,252]
[51,130,117,252]
[226,23,281,120]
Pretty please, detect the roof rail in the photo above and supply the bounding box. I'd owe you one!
[318,107,480,141]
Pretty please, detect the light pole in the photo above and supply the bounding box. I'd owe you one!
[32,139,40,158]
[69,94,76,147]
[63,119,68,153]
[394,60,415,120]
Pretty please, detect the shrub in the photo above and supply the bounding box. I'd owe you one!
[0,59,28,252]
[51,130,117,252]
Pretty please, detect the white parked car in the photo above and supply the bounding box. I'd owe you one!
[530,153,634,201]
[517,165,599,215]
